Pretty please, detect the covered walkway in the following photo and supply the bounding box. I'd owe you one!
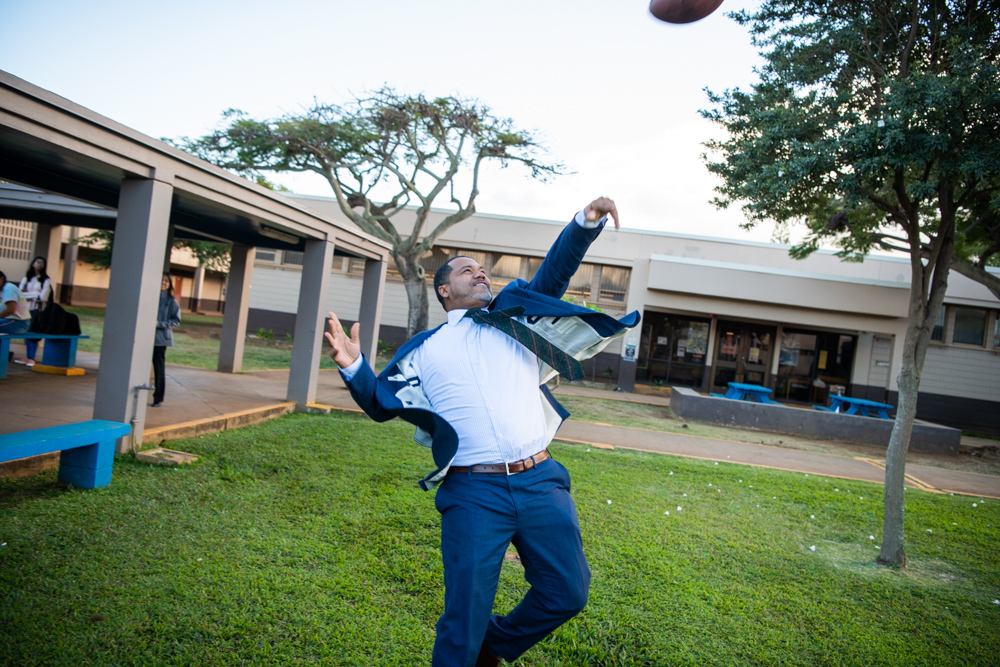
[0,71,391,451]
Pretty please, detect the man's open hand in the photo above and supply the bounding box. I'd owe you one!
[584,197,620,230]
[325,311,361,369]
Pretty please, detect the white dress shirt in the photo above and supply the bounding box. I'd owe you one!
[340,209,605,466]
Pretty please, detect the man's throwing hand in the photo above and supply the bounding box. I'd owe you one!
[325,311,361,369]
[584,197,620,230]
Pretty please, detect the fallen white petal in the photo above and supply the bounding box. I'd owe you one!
[714,462,718,466]
[869,535,875,540]
[834,488,839,492]
[875,545,880,549]
[810,546,816,551]
[810,515,815,519]
[664,511,669,515]
[973,503,978,508]
[683,493,687,497]
[677,506,682,511]
[708,483,712,487]
[669,471,674,475]
[993,600,999,605]
[927,529,933,533]
[607,500,612,505]
[196,558,203,562]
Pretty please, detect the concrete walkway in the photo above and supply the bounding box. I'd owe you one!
[2,351,997,499]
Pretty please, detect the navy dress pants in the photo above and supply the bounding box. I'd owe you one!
[432,458,590,666]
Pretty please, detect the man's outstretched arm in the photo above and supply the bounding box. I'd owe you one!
[526,197,619,298]
[325,311,397,423]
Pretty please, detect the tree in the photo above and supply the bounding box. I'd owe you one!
[702,0,1000,566]
[180,88,561,338]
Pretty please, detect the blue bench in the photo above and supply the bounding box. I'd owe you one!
[0,333,89,379]
[0,420,130,489]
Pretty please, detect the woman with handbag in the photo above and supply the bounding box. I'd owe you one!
[151,273,181,407]
[14,256,52,368]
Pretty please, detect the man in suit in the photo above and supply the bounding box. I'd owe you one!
[325,197,638,666]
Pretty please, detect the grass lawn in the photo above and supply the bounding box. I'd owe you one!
[2,413,998,666]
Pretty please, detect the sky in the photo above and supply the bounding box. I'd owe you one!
[0,0,783,243]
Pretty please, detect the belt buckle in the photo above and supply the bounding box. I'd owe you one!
[505,461,512,476]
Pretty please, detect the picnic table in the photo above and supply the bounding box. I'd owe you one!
[724,382,776,404]
[829,395,894,419]
[0,333,89,379]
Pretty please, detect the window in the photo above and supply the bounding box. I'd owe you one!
[282,251,304,266]
[953,307,987,346]
[930,306,945,342]
[599,266,629,302]
[255,249,277,263]
[490,254,522,290]
[995,315,1000,348]
[564,264,595,302]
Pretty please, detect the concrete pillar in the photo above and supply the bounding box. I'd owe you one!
[358,257,387,361]
[92,177,173,453]
[190,264,205,313]
[287,238,334,409]
[60,226,79,304]
[615,259,648,392]
[31,224,63,299]
[218,245,253,373]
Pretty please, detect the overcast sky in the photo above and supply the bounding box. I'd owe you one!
[1,0,783,242]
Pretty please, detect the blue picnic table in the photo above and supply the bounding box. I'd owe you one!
[724,382,775,404]
[829,395,894,419]
[0,333,88,379]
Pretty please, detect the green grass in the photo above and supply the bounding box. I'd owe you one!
[68,306,342,372]
[2,413,998,666]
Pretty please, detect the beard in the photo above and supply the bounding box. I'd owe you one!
[452,284,492,303]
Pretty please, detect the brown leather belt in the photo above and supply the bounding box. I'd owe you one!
[448,449,550,475]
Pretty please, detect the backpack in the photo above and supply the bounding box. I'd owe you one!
[29,301,81,336]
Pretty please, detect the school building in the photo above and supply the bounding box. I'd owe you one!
[4,188,998,437]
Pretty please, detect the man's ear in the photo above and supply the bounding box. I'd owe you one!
[437,283,450,302]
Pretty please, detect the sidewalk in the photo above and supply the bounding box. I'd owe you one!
[2,353,998,498]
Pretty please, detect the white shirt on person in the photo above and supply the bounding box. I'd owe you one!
[340,210,604,466]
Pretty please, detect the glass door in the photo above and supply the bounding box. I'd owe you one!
[711,321,774,393]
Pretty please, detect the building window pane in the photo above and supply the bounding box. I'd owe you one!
[953,307,986,346]
[995,314,1000,348]
[526,257,543,282]
[599,266,629,302]
[282,251,304,266]
[255,249,277,262]
[930,306,945,341]
[564,264,594,302]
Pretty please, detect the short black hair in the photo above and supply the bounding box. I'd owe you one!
[432,256,473,309]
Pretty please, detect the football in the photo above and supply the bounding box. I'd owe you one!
[649,0,725,24]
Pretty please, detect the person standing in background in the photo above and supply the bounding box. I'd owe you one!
[14,256,52,367]
[151,273,181,407]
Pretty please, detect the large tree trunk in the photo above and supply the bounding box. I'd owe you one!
[878,223,954,567]
[394,252,429,339]
[878,306,923,567]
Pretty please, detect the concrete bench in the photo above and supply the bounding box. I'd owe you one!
[0,420,131,488]
[0,333,89,379]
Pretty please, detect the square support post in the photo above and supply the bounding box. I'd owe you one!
[92,176,173,453]
[287,238,334,410]
[358,257,387,361]
[218,244,254,373]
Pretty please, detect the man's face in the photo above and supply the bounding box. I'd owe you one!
[439,257,491,310]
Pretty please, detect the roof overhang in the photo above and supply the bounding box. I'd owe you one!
[0,70,390,261]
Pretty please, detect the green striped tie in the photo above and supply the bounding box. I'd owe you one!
[465,307,585,380]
